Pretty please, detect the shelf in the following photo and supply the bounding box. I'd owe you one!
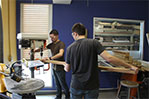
[101,42,135,46]
[93,17,144,59]
[94,32,139,36]
[94,28,139,33]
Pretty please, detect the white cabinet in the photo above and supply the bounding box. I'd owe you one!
[93,17,144,59]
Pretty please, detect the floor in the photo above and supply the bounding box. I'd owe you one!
[36,90,117,99]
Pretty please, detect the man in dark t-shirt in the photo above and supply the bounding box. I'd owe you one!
[64,23,138,99]
[46,39,65,71]
[35,29,70,99]
[66,38,104,90]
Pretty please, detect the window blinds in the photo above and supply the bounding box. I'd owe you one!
[21,4,51,39]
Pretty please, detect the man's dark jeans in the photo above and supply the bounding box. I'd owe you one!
[70,87,99,99]
[53,69,70,99]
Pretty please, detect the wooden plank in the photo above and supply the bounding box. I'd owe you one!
[42,59,65,65]
[98,66,135,74]
[42,60,135,74]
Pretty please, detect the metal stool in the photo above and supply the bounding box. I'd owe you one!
[116,80,140,99]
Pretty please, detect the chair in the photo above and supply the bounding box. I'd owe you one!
[116,80,140,99]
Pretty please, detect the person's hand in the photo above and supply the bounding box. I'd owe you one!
[34,49,37,52]
[34,48,40,53]
[130,66,139,74]
[41,57,49,62]
[63,63,71,72]
[43,57,49,60]
[49,57,52,60]
[63,62,67,67]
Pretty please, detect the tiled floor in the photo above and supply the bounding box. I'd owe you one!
[36,90,117,99]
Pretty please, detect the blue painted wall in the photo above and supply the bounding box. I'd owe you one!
[16,0,149,90]
[53,1,149,60]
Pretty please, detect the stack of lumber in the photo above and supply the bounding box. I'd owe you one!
[112,50,148,71]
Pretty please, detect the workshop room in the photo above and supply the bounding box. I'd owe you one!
[0,0,149,99]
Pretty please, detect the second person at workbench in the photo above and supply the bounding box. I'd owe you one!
[35,29,70,99]
[46,29,70,99]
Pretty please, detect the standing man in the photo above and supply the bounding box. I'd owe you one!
[64,23,138,99]
[35,29,70,99]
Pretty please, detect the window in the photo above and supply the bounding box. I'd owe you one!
[21,4,52,39]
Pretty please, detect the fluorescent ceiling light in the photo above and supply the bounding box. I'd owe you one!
[52,0,72,4]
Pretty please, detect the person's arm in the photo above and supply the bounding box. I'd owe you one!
[64,46,71,72]
[50,49,64,60]
[100,50,138,73]
[42,48,64,61]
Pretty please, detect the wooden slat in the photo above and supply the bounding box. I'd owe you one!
[42,60,135,74]
[42,59,65,65]
[98,66,135,74]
